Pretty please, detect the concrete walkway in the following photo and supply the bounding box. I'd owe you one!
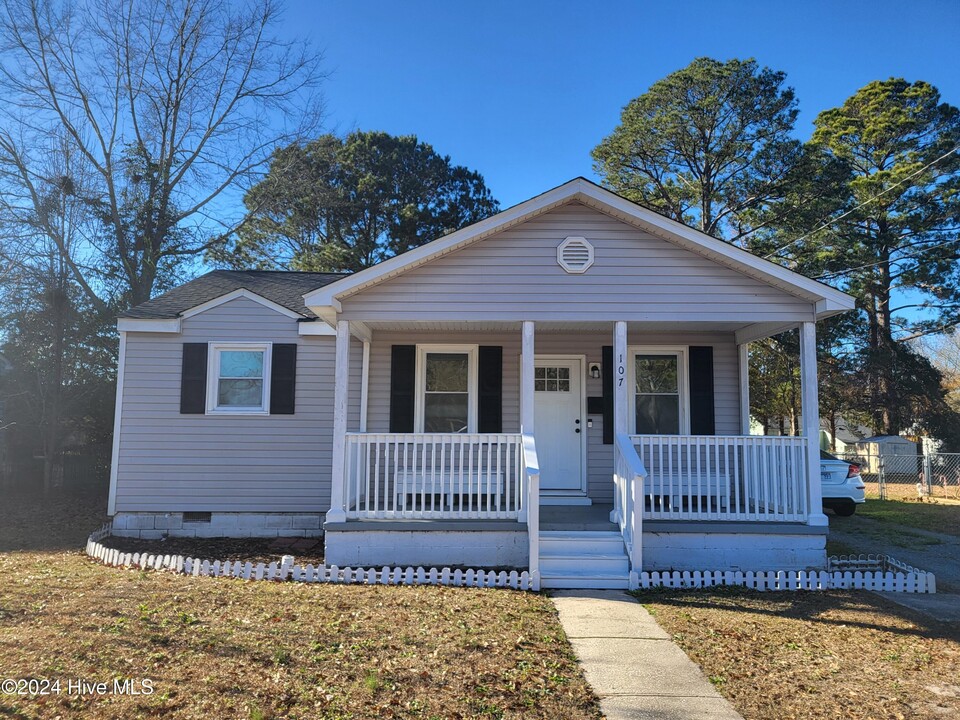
[552,589,743,720]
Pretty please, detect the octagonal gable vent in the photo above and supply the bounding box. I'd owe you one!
[557,236,594,274]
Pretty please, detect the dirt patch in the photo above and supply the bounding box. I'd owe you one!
[99,535,326,566]
[638,588,960,720]
[0,551,602,719]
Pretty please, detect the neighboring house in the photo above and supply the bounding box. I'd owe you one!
[108,178,855,589]
[820,416,872,454]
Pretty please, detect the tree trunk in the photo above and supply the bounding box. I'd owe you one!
[874,224,897,435]
[42,281,67,495]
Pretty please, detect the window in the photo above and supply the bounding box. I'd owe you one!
[535,366,570,392]
[207,343,271,414]
[631,349,687,434]
[416,345,477,432]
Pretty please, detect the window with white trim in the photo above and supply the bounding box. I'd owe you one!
[631,350,687,435]
[416,345,477,432]
[207,343,272,414]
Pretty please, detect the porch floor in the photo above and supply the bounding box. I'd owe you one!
[541,504,617,531]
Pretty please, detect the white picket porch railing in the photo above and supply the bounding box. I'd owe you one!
[613,433,646,572]
[521,433,541,590]
[343,433,524,520]
[631,434,809,522]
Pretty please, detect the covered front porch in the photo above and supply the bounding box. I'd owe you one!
[320,318,827,586]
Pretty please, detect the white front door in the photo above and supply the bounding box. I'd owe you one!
[534,357,585,492]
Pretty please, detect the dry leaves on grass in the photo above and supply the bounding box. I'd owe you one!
[0,488,108,552]
[0,551,603,719]
[638,588,960,720]
[99,535,326,566]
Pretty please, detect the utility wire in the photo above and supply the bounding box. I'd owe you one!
[814,237,958,281]
[763,144,960,260]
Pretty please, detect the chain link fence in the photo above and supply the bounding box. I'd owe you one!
[833,450,960,500]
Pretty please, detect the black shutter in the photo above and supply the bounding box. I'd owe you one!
[602,345,613,444]
[478,346,503,432]
[180,343,208,414]
[389,345,416,432]
[270,344,297,415]
[689,346,716,435]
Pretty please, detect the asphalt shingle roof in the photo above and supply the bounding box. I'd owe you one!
[119,270,349,320]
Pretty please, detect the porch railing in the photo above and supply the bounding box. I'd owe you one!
[521,433,541,590]
[613,433,646,572]
[343,433,523,520]
[631,434,809,522]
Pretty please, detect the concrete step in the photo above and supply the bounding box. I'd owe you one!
[539,530,631,588]
[540,554,630,576]
[540,531,625,556]
[541,574,631,589]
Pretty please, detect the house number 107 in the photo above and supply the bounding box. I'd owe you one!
[617,354,625,387]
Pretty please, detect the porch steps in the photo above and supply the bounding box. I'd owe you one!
[539,531,630,589]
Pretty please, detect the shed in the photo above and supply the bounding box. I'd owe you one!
[854,436,920,475]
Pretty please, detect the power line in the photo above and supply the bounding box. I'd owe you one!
[814,237,958,281]
[763,144,960,260]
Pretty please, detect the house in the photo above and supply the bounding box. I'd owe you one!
[819,416,872,454]
[107,178,855,589]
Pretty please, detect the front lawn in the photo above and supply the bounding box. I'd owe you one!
[638,588,960,720]
[857,498,960,537]
[0,550,601,719]
[0,487,601,719]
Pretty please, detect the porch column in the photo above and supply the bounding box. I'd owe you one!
[359,340,371,432]
[800,321,828,526]
[738,342,751,435]
[326,319,350,524]
[614,321,628,437]
[519,321,535,524]
[520,321,535,434]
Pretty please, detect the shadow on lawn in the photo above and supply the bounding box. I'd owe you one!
[0,484,108,552]
[634,586,960,642]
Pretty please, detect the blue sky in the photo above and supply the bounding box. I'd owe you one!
[288,0,960,208]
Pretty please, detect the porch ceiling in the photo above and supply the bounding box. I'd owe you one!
[361,319,781,337]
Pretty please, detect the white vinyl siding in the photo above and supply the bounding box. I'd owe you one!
[338,202,816,323]
[113,296,361,513]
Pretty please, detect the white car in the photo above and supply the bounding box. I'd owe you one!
[820,450,866,516]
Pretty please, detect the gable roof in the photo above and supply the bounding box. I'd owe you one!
[303,177,855,319]
[120,270,348,320]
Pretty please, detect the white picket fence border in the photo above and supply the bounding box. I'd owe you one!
[630,553,936,593]
[86,525,935,594]
[84,523,534,590]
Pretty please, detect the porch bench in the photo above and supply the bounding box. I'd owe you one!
[394,470,509,510]
[643,472,732,512]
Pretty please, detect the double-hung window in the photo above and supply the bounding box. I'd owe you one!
[631,349,687,434]
[206,343,272,414]
[416,345,477,433]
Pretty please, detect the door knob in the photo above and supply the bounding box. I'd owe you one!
[575,428,581,434]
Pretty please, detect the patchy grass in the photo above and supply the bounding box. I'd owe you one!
[638,588,960,720]
[0,551,602,719]
[0,486,601,719]
[858,498,960,537]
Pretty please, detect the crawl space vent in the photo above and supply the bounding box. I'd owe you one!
[557,236,594,274]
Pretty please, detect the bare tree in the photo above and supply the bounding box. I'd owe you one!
[0,0,324,305]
